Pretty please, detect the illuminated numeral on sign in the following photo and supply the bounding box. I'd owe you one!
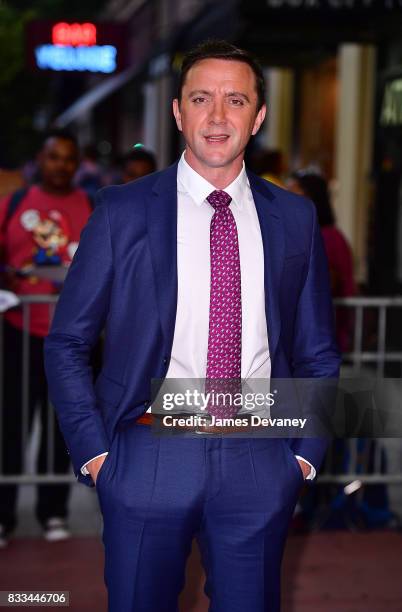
[52,22,97,47]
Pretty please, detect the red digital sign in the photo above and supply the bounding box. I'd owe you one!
[52,22,97,47]
[26,20,128,74]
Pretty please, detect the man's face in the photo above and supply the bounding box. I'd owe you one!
[39,137,79,192]
[123,160,154,183]
[173,58,266,175]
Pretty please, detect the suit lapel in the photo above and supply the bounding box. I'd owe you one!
[146,163,284,363]
[146,163,178,351]
[247,171,284,361]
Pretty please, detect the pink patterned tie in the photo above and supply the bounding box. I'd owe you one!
[205,189,242,418]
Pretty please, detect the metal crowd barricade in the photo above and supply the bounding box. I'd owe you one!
[339,296,402,377]
[318,296,402,485]
[0,294,74,484]
[0,295,401,486]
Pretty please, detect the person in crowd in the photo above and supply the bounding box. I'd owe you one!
[121,147,157,183]
[249,148,286,187]
[74,144,103,199]
[45,41,339,611]
[288,169,357,352]
[0,129,92,547]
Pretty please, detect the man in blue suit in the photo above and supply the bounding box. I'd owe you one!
[45,40,340,611]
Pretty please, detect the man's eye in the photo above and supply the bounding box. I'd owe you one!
[192,97,206,103]
[229,98,244,106]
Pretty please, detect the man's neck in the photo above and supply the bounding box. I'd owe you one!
[183,150,243,190]
[40,183,74,197]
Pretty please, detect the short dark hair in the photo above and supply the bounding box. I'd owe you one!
[41,128,78,151]
[123,148,157,172]
[291,170,335,227]
[177,39,265,112]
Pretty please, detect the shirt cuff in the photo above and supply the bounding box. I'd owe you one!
[80,452,109,476]
[294,455,316,480]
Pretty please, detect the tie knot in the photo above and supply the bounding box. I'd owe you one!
[206,190,232,211]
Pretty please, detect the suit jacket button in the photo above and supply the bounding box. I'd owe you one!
[163,356,168,365]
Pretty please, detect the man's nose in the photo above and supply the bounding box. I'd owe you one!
[53,158,65,169]
[209,99,226,124]
[56,161,69,172]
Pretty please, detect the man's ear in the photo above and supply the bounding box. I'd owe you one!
[252,103,267,136]
[172,98,182,132]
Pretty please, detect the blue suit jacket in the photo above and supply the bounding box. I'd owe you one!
[44,162,341,487]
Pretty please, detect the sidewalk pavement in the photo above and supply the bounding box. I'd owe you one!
[1,532,402,611]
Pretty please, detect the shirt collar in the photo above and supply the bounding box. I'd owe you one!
[177,151,248,211]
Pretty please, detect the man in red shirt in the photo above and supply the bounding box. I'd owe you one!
[0,130,92,546]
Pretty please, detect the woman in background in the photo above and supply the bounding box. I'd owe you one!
[288,170,357,352]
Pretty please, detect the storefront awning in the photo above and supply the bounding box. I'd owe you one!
[54,65,138,127]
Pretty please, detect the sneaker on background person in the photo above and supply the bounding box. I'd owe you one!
[43,517,71,542]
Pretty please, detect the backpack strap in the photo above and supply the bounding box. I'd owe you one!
[0,187,28,281]
[3,187,29,230]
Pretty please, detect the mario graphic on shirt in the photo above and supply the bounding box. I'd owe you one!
[20,209,77,266]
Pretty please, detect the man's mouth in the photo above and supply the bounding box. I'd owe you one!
[204,135,229,143]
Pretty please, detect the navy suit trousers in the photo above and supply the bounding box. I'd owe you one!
[96,422,304,612]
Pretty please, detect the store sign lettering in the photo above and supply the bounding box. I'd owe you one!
[52,22,97,47]
[34,22,117,73]
[35,44,117,73]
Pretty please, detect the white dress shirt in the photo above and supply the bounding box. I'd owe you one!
[81,153,315,479]
[164,152,271,384]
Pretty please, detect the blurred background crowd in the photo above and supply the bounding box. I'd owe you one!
[0,0,402,609]
[2,0,402,295]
